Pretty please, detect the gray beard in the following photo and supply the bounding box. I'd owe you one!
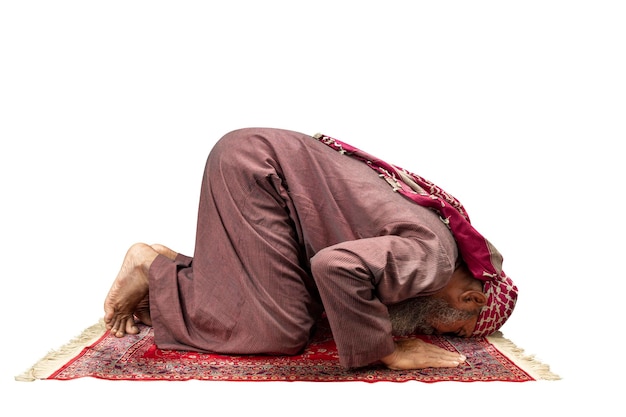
[388,296,474,336]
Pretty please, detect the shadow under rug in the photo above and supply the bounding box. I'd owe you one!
[16,317,559,382]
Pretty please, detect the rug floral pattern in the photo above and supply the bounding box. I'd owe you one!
[48,318,534,382]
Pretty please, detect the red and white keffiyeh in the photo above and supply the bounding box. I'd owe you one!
[314,133,518,337]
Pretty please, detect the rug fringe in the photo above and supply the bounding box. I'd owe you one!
[488,331,561,381]
[15,319,107,382]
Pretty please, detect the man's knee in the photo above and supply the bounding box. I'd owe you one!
[256,315,314,355]
[265,332,310,356]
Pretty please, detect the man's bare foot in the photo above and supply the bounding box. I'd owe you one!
[150,243,179,261]
[134,295,152,327]
[104,243,159,337]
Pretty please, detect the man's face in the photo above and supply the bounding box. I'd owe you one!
[388,296,478,337]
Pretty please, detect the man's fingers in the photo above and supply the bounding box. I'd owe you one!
[389,338,467,369]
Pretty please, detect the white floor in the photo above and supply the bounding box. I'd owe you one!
[3,2,624,416]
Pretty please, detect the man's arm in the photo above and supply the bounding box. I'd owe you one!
[310,235,460,369]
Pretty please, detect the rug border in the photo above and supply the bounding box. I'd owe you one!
[15,320,561,382]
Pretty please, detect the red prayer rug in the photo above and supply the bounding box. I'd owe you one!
[16,317,559,382]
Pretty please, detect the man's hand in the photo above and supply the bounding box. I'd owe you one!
[380,339,466,370]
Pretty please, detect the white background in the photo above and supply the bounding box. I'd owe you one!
[2,1,624,415]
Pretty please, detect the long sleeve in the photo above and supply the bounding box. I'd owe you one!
[309,234,455,368]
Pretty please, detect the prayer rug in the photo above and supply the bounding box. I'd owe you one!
[16,317,559,382]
